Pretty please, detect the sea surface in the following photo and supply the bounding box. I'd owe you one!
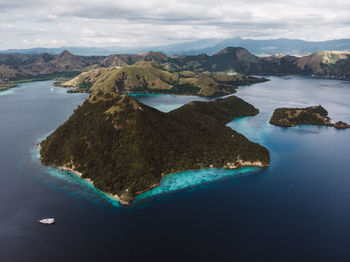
[0,77,349,261]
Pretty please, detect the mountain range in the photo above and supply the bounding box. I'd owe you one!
[1,47,350,89]
[1,37,350,56]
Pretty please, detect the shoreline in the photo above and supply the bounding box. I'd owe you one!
[0,72,81,93]
[56,165,122,204]
[36,143,121,205]
[51,160,269,206]
[1,71,350,95]
[36,118,269,206]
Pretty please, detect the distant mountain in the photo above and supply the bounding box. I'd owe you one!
[170,47,350,78]
[0,50,169,82]
[0,47,131,56]
[0,50,101,75]
[2,37,350,56]
[1,47,350,86]
[177,38,350,56]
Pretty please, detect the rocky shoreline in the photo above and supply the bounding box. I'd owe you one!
[57,165,123,204]
[270,105,350,129]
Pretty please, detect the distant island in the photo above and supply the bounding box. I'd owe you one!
[1,47,350,92]
[59,61,266,97]
[40,92,270,205]
[270,105,350,129]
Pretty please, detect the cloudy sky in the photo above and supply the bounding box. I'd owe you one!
[0,0,349,49]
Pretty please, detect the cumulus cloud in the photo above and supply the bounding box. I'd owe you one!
[0,0,349,49]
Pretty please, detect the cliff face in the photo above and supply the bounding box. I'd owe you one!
[40,92,270,205]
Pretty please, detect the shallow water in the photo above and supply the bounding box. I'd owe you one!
[1,77,350,261]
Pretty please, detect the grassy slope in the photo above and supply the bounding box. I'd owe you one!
[296,51,350,76]
[1,48,350,89]
[62,61,247,97]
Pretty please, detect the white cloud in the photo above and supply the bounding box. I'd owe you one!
[0,0,349,49]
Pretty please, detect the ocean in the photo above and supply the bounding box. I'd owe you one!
[0,76,349,261]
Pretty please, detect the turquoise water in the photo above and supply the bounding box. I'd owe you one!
[136,167,261,202]
[0,88,14,96]
[31,132,121,207]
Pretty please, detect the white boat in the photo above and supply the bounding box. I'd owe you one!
[50,88,54,92]
[38,218,55,225]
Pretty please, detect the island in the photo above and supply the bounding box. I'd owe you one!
[59,61,267,97]
[40,92,270,205]
[269,105,350,129]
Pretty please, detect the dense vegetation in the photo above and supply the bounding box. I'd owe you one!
[170,96,259,124]
[40,92,270,205]
[270,105,350,129]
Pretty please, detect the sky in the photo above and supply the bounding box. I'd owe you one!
[0,0,350,49]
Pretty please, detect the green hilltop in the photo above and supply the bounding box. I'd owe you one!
[270,105,350,129]
[61,61,266,97]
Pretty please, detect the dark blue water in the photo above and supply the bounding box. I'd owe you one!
[0,77,350,261]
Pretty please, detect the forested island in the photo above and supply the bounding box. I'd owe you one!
[270,105,350,129]
[40,92,270,205]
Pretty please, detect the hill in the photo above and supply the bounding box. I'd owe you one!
[40,92,270,205]
[295,51,350,77]
[270,105,350,129]
[170,48,350,78]
[62,61,266,97]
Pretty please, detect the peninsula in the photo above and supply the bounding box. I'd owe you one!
[270,105,350,129]
[59,61,266,97]
[40,92,270,205]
